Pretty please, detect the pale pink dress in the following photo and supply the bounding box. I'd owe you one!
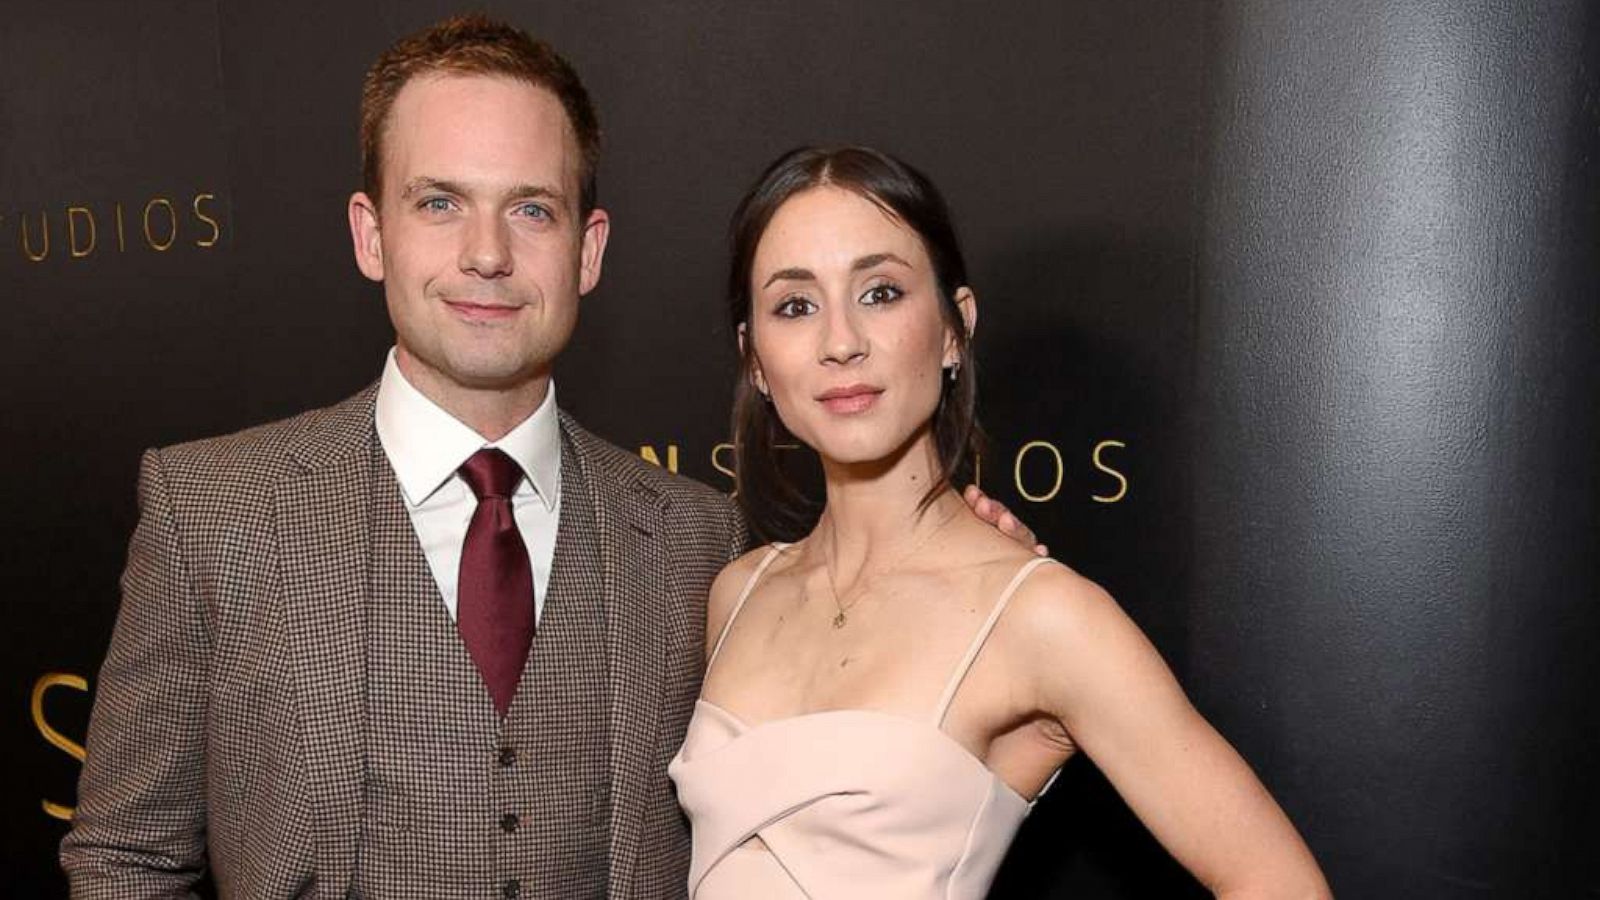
[670,547,1058,899]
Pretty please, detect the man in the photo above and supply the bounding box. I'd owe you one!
[62,14,1031,899]
[63,15,739,898]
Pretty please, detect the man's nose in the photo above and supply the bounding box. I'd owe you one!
[460,211,512,277]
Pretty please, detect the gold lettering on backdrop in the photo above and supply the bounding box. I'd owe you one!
[21,210,50,262]
[143,197,177,251]
[67,206,97,258]
[32,672,88,822]
[5,192,224,262]
[193,193,221,247]
[1014,440,1064,503]
[639,444,680,473]
[1091,440,1128,503]
[710,443,738,495]
[630,439,1128,507]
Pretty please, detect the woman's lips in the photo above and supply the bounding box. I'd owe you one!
[816,385,884,415]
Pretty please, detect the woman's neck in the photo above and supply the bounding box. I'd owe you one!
[813,430,963,581]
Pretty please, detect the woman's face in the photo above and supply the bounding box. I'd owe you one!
[746,186,967,468]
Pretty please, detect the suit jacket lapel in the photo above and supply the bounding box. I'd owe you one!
[562,414,671,898]
[273,386,378,898]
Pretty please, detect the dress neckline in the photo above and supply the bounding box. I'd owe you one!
[689,698,1034,806]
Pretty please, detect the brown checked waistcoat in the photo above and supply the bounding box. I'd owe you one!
[355,429,609,899]
[62,384,749,899]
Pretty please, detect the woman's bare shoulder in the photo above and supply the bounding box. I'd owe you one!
[995,557,1135,655]
[706,543,797,645]
[996,557,1185,722]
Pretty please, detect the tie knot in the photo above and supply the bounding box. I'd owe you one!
[460,448,524,501]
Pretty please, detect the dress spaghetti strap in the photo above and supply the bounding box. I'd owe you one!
[931,557,1056,727]
[707,543,790,669]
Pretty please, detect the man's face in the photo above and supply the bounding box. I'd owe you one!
[349,74,608,405]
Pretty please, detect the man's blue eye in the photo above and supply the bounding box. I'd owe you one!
[518,203,551,219]
[421,197,453,212]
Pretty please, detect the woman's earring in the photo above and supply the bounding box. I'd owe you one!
[944,361,961,383]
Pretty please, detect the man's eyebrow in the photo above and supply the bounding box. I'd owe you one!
[398,178,567,205]
[506,183,565,204]
[399,176,464,199]
[763,266,815,289]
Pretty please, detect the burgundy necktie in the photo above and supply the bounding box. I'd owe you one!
[457,448,534,717]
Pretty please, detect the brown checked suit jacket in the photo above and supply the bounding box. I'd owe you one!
[61,384,749,899]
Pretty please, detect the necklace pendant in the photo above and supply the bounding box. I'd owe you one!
[832,611,847,629]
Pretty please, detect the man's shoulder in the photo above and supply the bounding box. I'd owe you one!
[152,384,377,485]
[560,413,734,515]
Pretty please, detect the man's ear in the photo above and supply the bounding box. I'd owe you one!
[349,192,384,282]
[737,322,769,396]
[944,286,978,365]
[578,208,611,295]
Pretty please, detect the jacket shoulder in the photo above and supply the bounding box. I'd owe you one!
[152,385,377,483]
[561,414,736,514]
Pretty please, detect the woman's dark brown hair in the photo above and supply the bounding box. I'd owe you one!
[727,146,980,542]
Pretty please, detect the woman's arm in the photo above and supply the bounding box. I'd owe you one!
[1012,565,1331,899]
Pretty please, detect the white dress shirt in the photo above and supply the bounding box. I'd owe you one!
[374,349,560,623]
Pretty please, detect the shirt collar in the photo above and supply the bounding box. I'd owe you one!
[374,348,561,510]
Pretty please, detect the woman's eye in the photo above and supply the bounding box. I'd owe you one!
[775,297,816,318]
[861,284,904,305]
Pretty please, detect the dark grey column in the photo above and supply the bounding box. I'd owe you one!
[1191,2,1599,896]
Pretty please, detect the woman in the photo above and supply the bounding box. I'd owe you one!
[670,146,1330,899]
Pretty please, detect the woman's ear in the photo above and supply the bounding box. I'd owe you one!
[738,322,769,396]
[944,286,978,366]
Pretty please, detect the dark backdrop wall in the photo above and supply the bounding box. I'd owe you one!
[4,1,1595,897]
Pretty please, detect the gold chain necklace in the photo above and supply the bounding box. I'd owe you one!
[818,511,953,629]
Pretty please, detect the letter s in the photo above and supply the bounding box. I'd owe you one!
[1091,440,1128,503]
[32,672,88,821]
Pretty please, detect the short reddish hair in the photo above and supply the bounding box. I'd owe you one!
[360,14,602,215]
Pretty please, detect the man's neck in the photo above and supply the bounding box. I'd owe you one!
[394,349,550,442]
